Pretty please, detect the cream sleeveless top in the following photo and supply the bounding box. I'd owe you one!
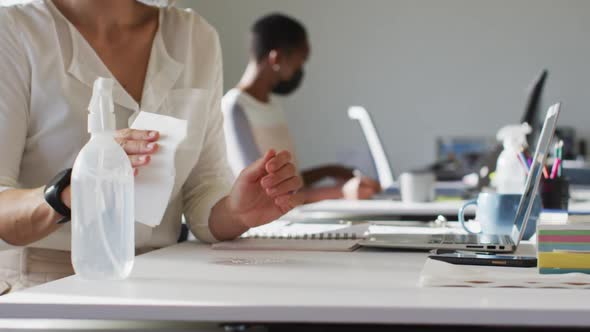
[222,89,299,177]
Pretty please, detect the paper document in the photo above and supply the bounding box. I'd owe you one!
[131,111,187,227]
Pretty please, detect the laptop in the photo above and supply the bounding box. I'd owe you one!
[358,103,561,253]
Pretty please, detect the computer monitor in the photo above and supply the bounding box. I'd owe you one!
[521,69,548,148]
[473,70,549,187]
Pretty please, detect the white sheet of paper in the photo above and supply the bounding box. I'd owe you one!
[131,111,187,227]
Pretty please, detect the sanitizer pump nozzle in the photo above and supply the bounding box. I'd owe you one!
[88,78,116,134]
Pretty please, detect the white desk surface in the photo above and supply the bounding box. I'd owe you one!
[287,196,590,221]
[1,241,589,328]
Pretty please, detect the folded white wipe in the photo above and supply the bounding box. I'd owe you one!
[131,111,187,227]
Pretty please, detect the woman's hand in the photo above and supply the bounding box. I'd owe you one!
[342,175,382,200]
[56,128,160,209]
[228,150,305,228]
[114,129,160,175]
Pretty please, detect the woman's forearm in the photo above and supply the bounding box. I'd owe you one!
[301,165,354,186]
[302,186,344,204]
[208,196,250,242]
[0,187,64,246]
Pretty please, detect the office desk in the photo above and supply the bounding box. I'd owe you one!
[1,242,589,330]
[286,192,590,222]
[285,199,474,221]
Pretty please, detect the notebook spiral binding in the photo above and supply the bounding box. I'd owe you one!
[245,233,359,240]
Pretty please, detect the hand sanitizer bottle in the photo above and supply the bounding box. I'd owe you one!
[494,123,532,194]
[71,77,135,280]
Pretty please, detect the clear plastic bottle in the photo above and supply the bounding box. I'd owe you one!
[71,77,135,280]
[494,123,532,194]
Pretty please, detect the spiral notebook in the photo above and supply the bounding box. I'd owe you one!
[212,222,369,252]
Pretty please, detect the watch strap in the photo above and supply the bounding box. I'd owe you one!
[44,168,72,223]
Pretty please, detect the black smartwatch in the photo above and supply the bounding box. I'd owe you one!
[44,168,73,224]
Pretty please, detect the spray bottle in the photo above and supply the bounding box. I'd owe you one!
[494,123,532,194]
[71,77,135,280]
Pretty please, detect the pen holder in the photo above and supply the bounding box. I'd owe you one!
[541,177,570,210]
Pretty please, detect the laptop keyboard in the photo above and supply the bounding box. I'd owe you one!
[427,234,502,245]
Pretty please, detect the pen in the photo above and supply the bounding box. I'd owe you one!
[524,147,549,179]
[550,142,559,180]
[543,165,550,179]
[558,140,564,159]
[557,140,564,177]
[550,159,561,180]
[523,148,533,168]
[517,152,530,174]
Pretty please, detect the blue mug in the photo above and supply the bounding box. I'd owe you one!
[458,193,541,240]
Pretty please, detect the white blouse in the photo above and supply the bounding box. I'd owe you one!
[0,0,233,250]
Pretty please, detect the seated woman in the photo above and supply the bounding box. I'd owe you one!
[0,0,303,292]
[222,14,381,204]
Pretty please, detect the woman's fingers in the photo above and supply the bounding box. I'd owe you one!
[118,139,159,155]
[115,129,160,155]
[242,149,293,185]
[265,176,303,197]
[129,155,151,168]
[274,191,305,212]
[260,163,296,189]
[265,150,292,173]
[240,150,276,182]
[115,129,159,142]
[113,129,159,176]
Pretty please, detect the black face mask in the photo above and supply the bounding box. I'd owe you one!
[272,69,304,96]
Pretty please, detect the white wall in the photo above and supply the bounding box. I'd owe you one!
[179,0,590,176]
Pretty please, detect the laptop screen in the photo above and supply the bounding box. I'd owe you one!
[510,103,561,245]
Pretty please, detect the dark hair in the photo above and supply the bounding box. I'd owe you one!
[251,13,308,62]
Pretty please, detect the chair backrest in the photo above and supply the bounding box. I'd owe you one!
[348,106,395,189]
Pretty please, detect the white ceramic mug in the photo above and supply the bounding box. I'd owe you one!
[400,171,435,203]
